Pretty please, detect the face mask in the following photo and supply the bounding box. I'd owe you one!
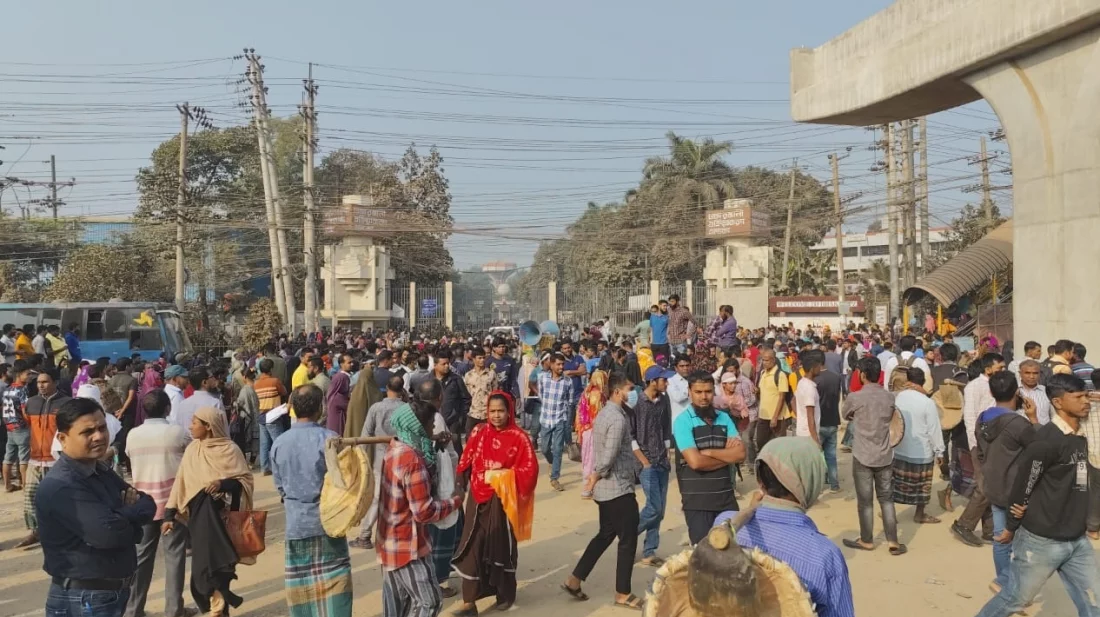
[626,389,639,407]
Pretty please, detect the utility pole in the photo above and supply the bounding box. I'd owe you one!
[246,49,296,330]
[919,117,930,273]
[780,159,797,291]
[49,156,58,218]
[174,104,190,312]
[980,135,993,226]
[830,152,846,303]
[901,119,917,288]
[301,64,319,334]
[885,123,900,321]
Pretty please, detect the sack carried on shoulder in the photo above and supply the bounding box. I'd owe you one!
[222,510,267,559]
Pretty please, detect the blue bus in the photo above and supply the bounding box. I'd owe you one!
[0,302,193,362]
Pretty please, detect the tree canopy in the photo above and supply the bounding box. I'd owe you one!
[515,132,833,301]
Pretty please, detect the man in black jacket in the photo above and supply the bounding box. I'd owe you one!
[433,350,471,437]
[976,374,1096,617]
[975,371,1038,594]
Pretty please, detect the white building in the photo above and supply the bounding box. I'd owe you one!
[810,225,950,279]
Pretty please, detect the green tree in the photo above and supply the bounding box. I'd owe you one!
[45,236,173,302]
[242,298,282,351]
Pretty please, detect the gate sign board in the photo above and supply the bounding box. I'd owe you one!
[769,296,866,314]
[421,298,439,318]
[705,206,770,238]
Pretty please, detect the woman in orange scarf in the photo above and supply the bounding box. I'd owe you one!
[575,369,608,499]
[452,391,538,615]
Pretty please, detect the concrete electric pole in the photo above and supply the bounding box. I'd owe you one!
[245,49,296,330]
[174,104,190,312]
[301,64,319,334]
[780,159,797,291]
[885,123,900,321]
[830,152,846,303]
[919,117,930,273]
[980,135,993,227]
[901,119,917,288]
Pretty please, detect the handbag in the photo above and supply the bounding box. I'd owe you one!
[566,441,582,463]
[221,510,268,559]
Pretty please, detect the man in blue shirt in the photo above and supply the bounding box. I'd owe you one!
[673,370,745,544]
[649,304,670,366]
[37,397,156,617]
[271,383,353,616]
[715,437,855,617]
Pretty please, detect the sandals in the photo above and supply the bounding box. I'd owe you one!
[614,594,644,611]
[561,584,589,601]
[551,480,565,492]
[842,538,874,551]
[452,606,479,617]
[889,544,908,556]
[639,556,665,567]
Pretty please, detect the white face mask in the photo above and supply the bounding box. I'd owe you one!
[626,389,639,407]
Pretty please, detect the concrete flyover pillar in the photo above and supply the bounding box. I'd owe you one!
[649,280,660,307]
[963,28,1100,353]
[409,281,417,329]
[684,281,694,312]
[444,280,454,330]
[548,281,558,324]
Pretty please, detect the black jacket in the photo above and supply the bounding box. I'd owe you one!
[438,372,471,433]
[1006,421,1089,540]
[976,408,1036,508]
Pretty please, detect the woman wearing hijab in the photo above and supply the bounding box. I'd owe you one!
[138,360,164,406]
[714,437,854,617]
[452,391,538,615]
[575,370,608,499]
[346,356,382,439]
[163,407,255,616]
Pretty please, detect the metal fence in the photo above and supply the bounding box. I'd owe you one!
[693,282,717,322]
[556,282,650,330]
[976,301,1013,346]
[416,286,446,330]
[388,283,410,330]
[453,286,495,331]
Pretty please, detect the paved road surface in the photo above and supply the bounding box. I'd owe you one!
[0,450,1084,616]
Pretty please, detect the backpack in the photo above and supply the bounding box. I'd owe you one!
[1038,359,1055,388]
[932,377,966,430]
[889,356,916,392]
[757,365,794,414]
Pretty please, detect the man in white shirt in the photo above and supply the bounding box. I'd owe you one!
[667,356,692,425]
[31,326,47,357]
[1017,359,1051,425]
[124,389,192,617]
[163,364,188,421]
[171,366,225,436]
[0,324,16,364]
[794,350,824,444]
[952,352,1005,547]
[883,335,933,393]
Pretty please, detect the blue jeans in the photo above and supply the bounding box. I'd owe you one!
[523,399,542,446]
[259,420,286,472]
[990,505,1012,587]
[46,583,130,617]
[637,465,670,558]
[540,420,569,481]
[977,528,1100,617]
[818,425,839,489]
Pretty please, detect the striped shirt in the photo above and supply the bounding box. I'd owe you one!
[125,418,190,520]
[720,504,855,617]
[254,375,287,415]
[538,372,575,428]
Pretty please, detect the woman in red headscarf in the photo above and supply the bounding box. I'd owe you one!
[451,391,539,615]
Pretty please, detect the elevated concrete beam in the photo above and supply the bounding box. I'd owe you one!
[790,0,1100,124]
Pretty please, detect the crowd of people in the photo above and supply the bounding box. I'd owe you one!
[3,303,1100,617]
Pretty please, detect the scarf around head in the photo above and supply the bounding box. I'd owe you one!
[166,406,254,518]
[391,403,436,466]
[756,436,826,510]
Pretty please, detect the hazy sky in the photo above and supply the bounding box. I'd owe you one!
[2,1,1006,270]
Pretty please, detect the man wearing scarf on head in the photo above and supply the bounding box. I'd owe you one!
[451,391,539,615]
[714,437,854,617]
[377,396,464,617]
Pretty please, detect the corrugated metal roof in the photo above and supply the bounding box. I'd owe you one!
[903,220,1012,306]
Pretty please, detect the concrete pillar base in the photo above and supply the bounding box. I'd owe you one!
[964,27,1100,355]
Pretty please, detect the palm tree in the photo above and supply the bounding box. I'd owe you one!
[641,132,737,209]
[858,259,891,317]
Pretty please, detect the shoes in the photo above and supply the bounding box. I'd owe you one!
[263,470,273,477]
[951,522,984,548]
[348,538,373,550]
[550,480,564,492]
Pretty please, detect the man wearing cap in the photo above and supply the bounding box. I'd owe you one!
[162,365,189,425]
[632,365,674,566]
